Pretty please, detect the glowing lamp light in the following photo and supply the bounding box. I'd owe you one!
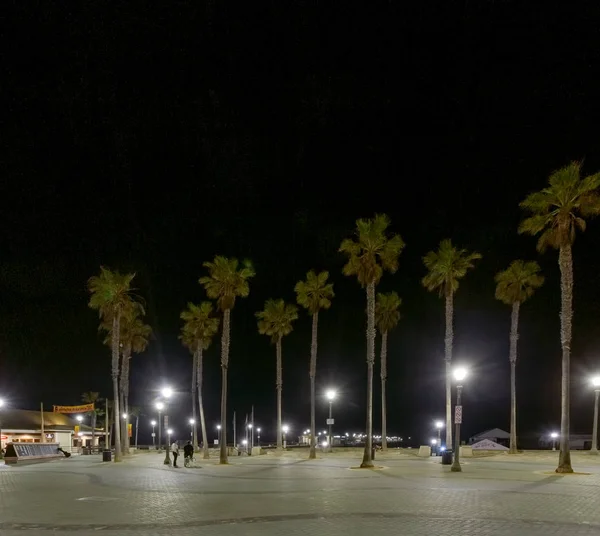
[550,432,559,439]
[592,376,600,388]
[435,420,444,429]
[155,401,165,411]
[322,441,328,448]
[453,367,468,382]
[326,390,336,402]
[431,439,437,445]
[161,387,173,398]
[76,415,83,423]
[150,420,157,426]
[189,418,195,425]
[167,428,173,435]
[282,425,289,434]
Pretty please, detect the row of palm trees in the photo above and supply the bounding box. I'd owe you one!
[88,160,599,473]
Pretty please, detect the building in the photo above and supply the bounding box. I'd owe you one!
[0,409,103,452]
[468,428,510,447]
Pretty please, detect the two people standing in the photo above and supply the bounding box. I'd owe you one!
[170,440,194,468]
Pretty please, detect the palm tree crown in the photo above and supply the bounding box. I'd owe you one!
[199,256,255,311]
[339,214,405,286]
[375,292,402,333]
[422,239,481,295]
[88,267,136,319]
[495,260,544,305]
[295,270,334,314]
[519,161,600,250]
[180,302,220,349]
[256,299,298,342]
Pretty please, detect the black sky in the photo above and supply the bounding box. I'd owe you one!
[3,0,600,445]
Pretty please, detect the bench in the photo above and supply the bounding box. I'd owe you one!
[4,443,65,465]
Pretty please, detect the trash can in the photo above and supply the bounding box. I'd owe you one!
[102,449,112,462]
[441,449,452,465]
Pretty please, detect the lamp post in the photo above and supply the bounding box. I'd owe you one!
[257,427,261,447]
[161,387,173,465]
[0,398,5,459]
[451,367,468,472]
[151,420,157,449]
[326,390,336,453]
[435,420,444,451]
[551,431,559,451]
[282,425,289,449]
[216,424,222,446]
[189,419,195,440]
[431,438,437,456]
[242,438,248,454]
[591,376,600,455]
[155,402,164,452]
[248,423,254,450]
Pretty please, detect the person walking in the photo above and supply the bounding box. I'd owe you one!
[171,440,180,467]
[183,440,194,467]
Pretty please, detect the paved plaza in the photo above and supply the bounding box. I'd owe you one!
[2,449,600,535]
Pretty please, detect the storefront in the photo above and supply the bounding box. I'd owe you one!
[0,409,102,452]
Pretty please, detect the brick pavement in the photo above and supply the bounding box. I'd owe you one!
[1,451,600,535]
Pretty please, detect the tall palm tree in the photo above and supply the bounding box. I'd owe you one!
[375,291,401,452]
[495,260,544,454]
[256,299,299,451]
[422,240,481,448]
[180,301,220,459]
[295,270,334,459]
[128,406,141,447]
[200,256,255,464]
[339,214,405,467]
[519,161,600,473]
[88,267,136,462]
[81,391,103,449]
[101,301,150,454]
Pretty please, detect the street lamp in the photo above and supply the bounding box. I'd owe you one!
[451,366,468,472]
[189,418,195,440]
[76,415,84,423]
[591,376,600,455]
[155,401,165,452]
[150,420,157,449]
[550,431,559,451]
[282,425,289,449]
[216,424,222,446]
[326,390,336,453]
[161,388,173,466]
[257,427,261,447]
[435,420,444,449]
[242,438,248,454]
[247,423,254,450]
[431,438,437,456]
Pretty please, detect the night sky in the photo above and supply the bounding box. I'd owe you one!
[3,1,600,446]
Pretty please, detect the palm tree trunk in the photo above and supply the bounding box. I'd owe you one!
[219,309,231,465]
[191,349,198,450]
[444,290,453,448]
[509,301,520,454]
[120,350,131,454]
[557,245,574,473]
[309,312,318,459]
[381,330,388,452]
[276,336,283,451]
[112,313,122,462]
[91,412,97,450]
[197,345,210,460]
[361,281,376,468]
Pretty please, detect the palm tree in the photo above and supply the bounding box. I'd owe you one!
[422,240,481,448]
[295,270,334,459]
[519,161,600,473]
[256,299,299,451]
[128,406,141,447]
[180,301,220,459]
[375,291,401,452]
[199,256,255,464]
[88,267,136,462]
[101,301,150,454]
[339,214,405,467]
[495,260,544,454]
[81,391,103,450]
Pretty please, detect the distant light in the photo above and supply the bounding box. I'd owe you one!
[247,423,253,429]
[257,427,261,433]
[189,419,195,425]
[150,420,157,426]
[453,367,468,382]
[322,441,328,448]
[122,413,128,419]
[242,439,248,445]
[167,428,173,435]
[161,387,173,398]
[345,433,349,437]
[0,398,5,408]
[76,415,83,422]
[435,420,444,429]
[282,425,289,434]
[216,424,221,430]
[431,439,437,445]
[550,432,559,439]
[440,446,446,452]
[156,401,165,411]
[78,432,83,437]
[325,389,336,402]
[592,376,600,388]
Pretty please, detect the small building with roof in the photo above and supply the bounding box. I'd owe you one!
[468,428,510,447]
[0,409,103,452]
